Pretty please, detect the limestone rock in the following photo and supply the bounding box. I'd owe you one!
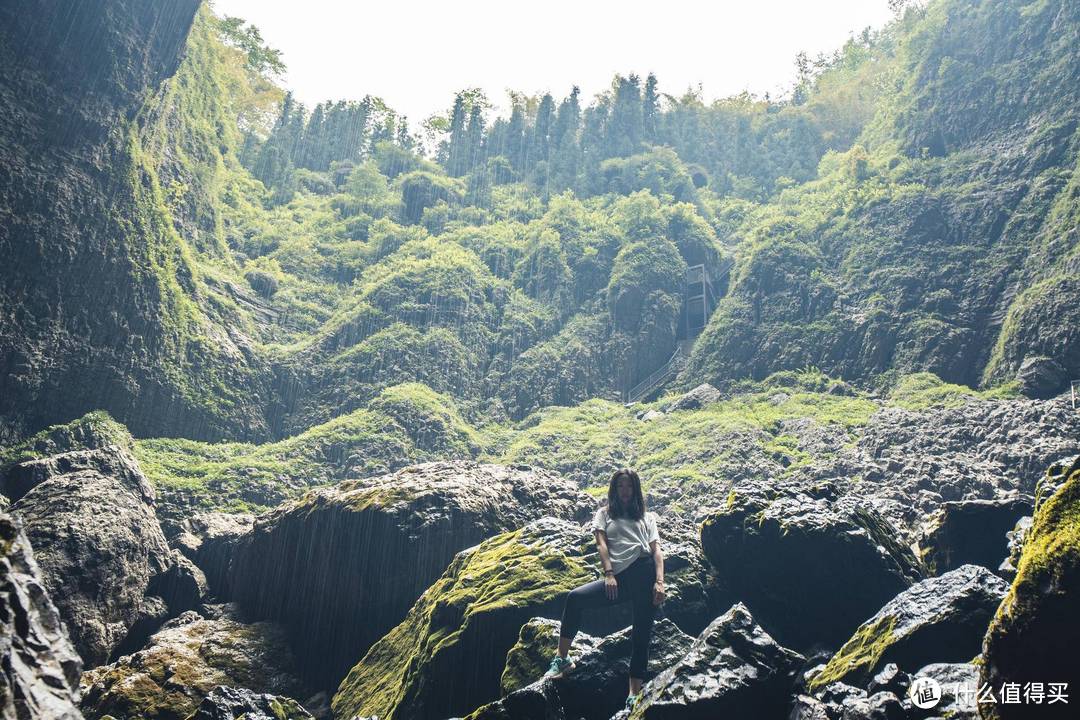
[229,461,593,686]
[184,685,313,720]
[980,457,1080,719]
[79,608,307,720]
[0,512,83,720]
[810,564,1007,691]
[9,445,175,666]
[700,492,924,651]
[496,617,693,720]
[917,497,1032,575]
[331,517,599,720]
[627,602,804,718]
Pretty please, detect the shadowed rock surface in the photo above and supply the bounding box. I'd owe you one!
[332,517,601,720]
[917,497,1033,575]
[809,564,1007,690]
[494,617,693,720]
[625,602,804,719]
[980,457,1080,719]
[79,607,307,720]
[700,492,924,651]
[0,511,83,720]
[229,461,594,688]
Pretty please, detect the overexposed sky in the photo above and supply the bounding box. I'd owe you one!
[210,0,895,124]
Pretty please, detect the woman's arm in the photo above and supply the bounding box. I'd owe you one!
[596,530,618,600]
[650,539,666,605]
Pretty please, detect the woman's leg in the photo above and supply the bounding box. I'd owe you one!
[627,560,656,691]
[558,577,612,657]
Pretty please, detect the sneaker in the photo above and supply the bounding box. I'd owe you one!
[544,655,575,679]
[625,693,641,712]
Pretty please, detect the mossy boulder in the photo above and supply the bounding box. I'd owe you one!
[808,564,1007,692]
[700,492,924,651]
[979,456,1080,719]
[79,608,307,720]
[229,461,593,687]
[9,445,176,666]
[331,517,600,720]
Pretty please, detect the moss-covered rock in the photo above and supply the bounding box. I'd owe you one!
[80,609,307,720]
[808,564,1007,691]
[331,518,599,720]
[979,456,1080,719]
[229,462,593,688]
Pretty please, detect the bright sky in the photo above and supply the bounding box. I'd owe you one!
[210,0,896,124]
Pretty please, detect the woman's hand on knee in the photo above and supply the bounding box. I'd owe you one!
[605,574,618,600]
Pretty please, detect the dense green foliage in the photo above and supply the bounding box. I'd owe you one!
[2,0,1072,448]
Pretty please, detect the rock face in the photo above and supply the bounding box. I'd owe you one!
[628,602,804,719]
[1015,356,1068,399]
[980,457,1080,719]
[917,498,1032,575]
[700,492,923,651]
[185,686,314,720]
[809,564,1007,690]
[8,445,178,666]
[173,512,255,599]
[331,517,600,720]
[79,607,307,720]
[228,461,593,687]
[494,617,694,720]
[0,512,83,720]
[0,0,269,444]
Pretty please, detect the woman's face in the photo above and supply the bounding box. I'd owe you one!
[617,475,634,505]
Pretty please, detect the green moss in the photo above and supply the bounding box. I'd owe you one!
[331,525,594,720]
[887,372,1018,410]
[499,620,561,696]
[0,410,133,470]
[809,614,897,692]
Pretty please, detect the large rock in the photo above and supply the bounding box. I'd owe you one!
[0,512,83,720]
[185,686,313,720]
[495,617,694,720]
[79,607,307,720]
[626,602,804,719]
[980,457,1080,719]
[229,461,593,687]
[1015,355,1067,399]
[700,492,924,651]
[9,445,178,665]
[173,512,254,598]
[917,497,1032,575]
[331,518,600,720]
[809,564,1007,691]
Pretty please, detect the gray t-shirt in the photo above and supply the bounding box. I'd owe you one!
[591,506,659,575]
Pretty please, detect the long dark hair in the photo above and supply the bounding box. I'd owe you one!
[607,468,646,521]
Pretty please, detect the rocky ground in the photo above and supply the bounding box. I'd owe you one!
[0,385,1077,720]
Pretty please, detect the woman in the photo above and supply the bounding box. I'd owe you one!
[544,468,666,712]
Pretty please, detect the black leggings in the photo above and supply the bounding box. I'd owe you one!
[559,554,656,678]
